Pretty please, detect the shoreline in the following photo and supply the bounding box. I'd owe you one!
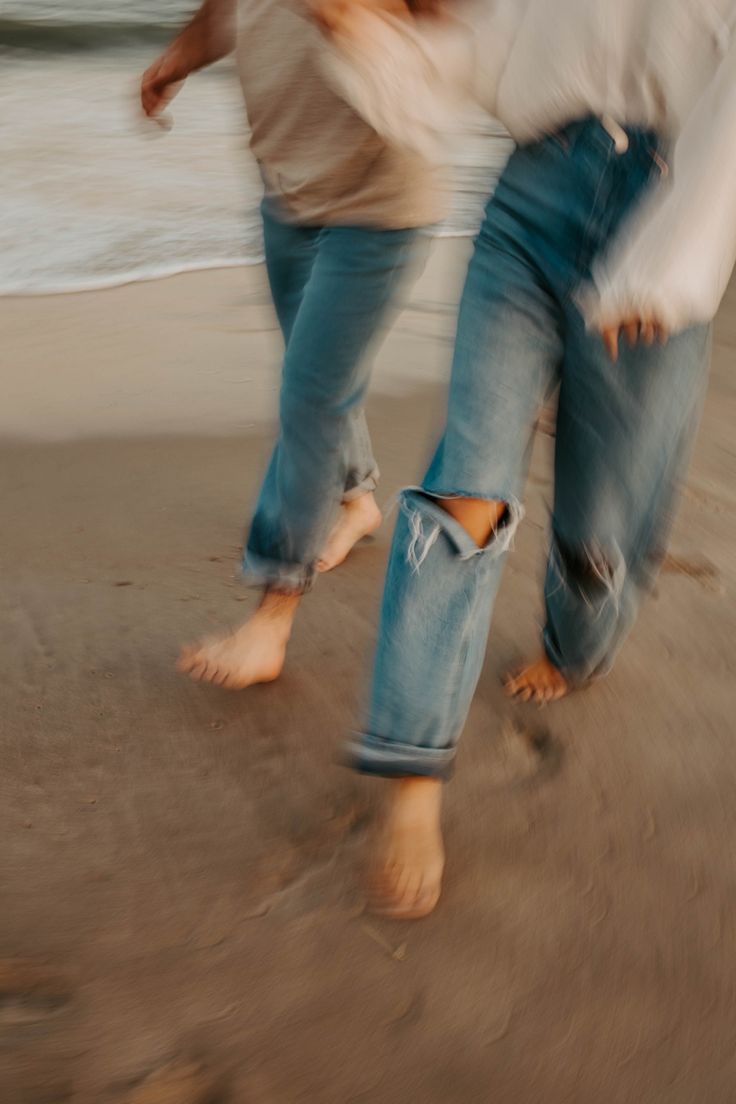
[0,228,477,301]
[0,255,264,300]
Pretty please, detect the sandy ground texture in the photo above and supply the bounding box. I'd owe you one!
[1,243,735,1103]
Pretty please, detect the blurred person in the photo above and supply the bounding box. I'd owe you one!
[315,0,736,916]
[141,0,441,688]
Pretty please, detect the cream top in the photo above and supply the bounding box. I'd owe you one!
[323,0,736,329]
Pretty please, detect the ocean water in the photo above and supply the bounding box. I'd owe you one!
[0,1,514,295]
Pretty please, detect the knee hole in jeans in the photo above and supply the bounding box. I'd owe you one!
[429,494,509,550]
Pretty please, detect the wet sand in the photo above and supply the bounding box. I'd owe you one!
[1,244,735,1102]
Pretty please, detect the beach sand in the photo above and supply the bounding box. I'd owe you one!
[1,241,735,1102]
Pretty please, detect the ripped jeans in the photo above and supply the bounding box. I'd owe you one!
[348,117,710,779]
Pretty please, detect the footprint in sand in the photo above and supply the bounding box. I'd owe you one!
[660,552,721,592]
[486,719,564,791]
[0,959,73,1027]
[116,1060,221,1104]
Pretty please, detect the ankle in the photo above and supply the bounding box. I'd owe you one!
[389,776,443,819]
[344,491,380,516]
[251,589,300,633]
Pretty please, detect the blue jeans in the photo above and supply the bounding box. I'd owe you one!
[349,118,710,780]
[244,204,419,592]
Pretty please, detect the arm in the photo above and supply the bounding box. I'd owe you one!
[313,1,487,164]
[141,0,237,118]
[588,36,736,359]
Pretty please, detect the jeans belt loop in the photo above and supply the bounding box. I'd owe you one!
[600,113,629,154]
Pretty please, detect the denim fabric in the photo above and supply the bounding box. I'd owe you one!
[349,118,710,779]
[243,204,418,592]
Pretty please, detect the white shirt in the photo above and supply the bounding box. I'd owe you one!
[323,0,736,331]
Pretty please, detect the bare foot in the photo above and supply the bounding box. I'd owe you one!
[368,778,444,920]
[504,655,570,705]
[177,591,299,689]
[317,492,382,573]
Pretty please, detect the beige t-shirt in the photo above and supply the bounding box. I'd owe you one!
[235,0,442,228]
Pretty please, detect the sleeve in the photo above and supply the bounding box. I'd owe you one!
[318,8,481,165]
[586,35,736,333]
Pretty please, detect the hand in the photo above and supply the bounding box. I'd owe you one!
[141,47,189,118]
[140,1,236,118]
[600,316,669,362]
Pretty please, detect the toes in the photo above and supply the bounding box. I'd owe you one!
[205,663,239,688]
[178,644,218,682]
[505,660,569,706]
[370,866,400,905]
[396,871,421,911]
[177,645,197,673]
[370,863,438,919]
[387,874,411,911]
[412,884,440,919]
[188,659,211,682]
[503,674,522,697]
[373,881,439,920]
[369,864,405,910]
[221,672,247,691]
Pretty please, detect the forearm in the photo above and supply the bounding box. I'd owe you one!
[170,0,237,69]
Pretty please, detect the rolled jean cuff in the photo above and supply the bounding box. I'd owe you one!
[342,466,379,504]
[344,731,455,780]
[241,548,315,595]
[542,627,610,688]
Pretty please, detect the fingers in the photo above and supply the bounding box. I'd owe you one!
[640,319,656,346]
[623,318,639,348]
[601,325,619,362]
[141,81,167,118]
[599,316,669,361]
[624,316,666,348]
[140,56,185,117]
[141,60,164,116]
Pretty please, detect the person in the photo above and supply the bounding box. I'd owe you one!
[141,0,442,688]
[314,0,736,917]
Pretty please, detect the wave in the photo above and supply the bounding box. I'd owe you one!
[0,226,478,298]
[0,17,177,52]
[0,255,266,299]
